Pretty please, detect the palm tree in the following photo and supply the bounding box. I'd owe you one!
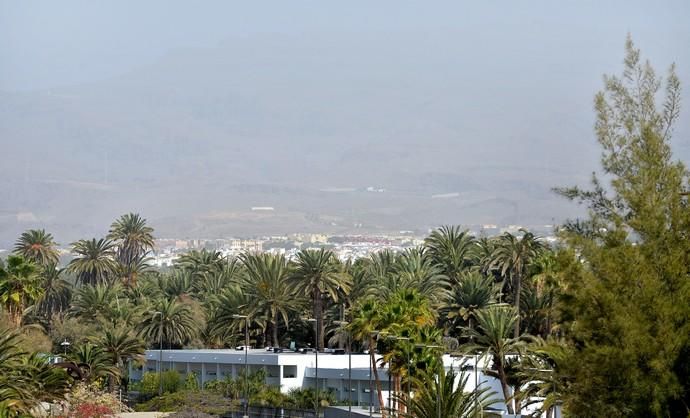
[66,342,119,384]
[529,250,561,295]
[194,257,243,296]
[13,229,60,267]
[139,298,198,349]
[520,285,555,338]
[517,337,568,418]
[0,329,71,415]
[21,353,72,406]
[175,249,226,278]
[96,327,145,390]
[0,255,43,328]
[108,213,155,281]
[477,237,498,276]
[291,249,351,350]
[445,271,499,334]
[125,275,162,305]
[396,367,497,418]
[70,283,121,322]
[344,258,376,308]
[35,264,72,320]
[365,249,447,304]
[67,238,118,286]
[390,248,449,306]
[380,289,437,337]
[424,226,478,283]
[206,285,252,346]
[115,255,153,288]
[377,289,438,414]
[240,252,297,347]
[103,289,145,329]
[0,328,34,414]
[349,298,388,418]
[158,270,194,299]
[462,305,527,415]
[364,250,398,283]
[490,230,544,337]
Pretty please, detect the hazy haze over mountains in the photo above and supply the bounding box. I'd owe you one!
[1,1,689,245]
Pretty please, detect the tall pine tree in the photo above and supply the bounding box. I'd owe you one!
[554,36,690,417]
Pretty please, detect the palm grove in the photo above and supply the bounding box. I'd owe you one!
[1,39,689,418]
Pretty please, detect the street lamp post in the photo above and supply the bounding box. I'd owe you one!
[381,334,396,416]
[406,346,411,415]
[233,314,250,418]
[60,339,70,356]
[368,331,381,418]
[470,329,480,418]
[388,368,392,415]
[306,318,319,418]
[334,320,352,418]
[369,348,373,418]
[154,311,163,397]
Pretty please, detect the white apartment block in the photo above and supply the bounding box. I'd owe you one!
[128,349,542,415]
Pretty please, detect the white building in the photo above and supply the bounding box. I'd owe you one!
[129,349,530,415]
[133,349,384,406]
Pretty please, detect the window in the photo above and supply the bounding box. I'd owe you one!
[283,365,297,378]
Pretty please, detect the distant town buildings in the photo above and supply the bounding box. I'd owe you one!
[142,225,557,267]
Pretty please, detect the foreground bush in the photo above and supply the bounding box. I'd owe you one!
[69,403,114,418]
[135,390,238,415]
[134,370,183,395]
[59,383,130,417]
[167,410,216,418]
[286,387,336,410]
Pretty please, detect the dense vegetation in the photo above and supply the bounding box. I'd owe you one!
[1,38,689,418]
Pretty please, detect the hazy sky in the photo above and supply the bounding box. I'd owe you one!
[1,1,689,242]
[2,1,689,91]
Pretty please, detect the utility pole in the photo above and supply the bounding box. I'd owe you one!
[157,311,163,397]
[306,318,319,418]
[334,321,352,418]
[233,314,250,418]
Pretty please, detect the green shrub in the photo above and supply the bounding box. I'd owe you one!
[202,370,268,400]
[135,390,237,415]
[203,376,241,398]
[167,409,216,418]
[184,371,199,391]
[64,382,132,416]
[251,385,290,408]
[287,387,335,409]
[138,370,182,395]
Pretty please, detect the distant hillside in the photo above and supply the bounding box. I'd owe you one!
[5,31,686,244]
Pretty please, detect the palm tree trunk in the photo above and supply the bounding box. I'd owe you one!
[513,273,521,338]
[497,361,514,415]
[9,306,21,328]
[369,341,387,418]
[513,383,522,415]
[545,312,552,338]
[273,312,279,347]
[108,362,120,393]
